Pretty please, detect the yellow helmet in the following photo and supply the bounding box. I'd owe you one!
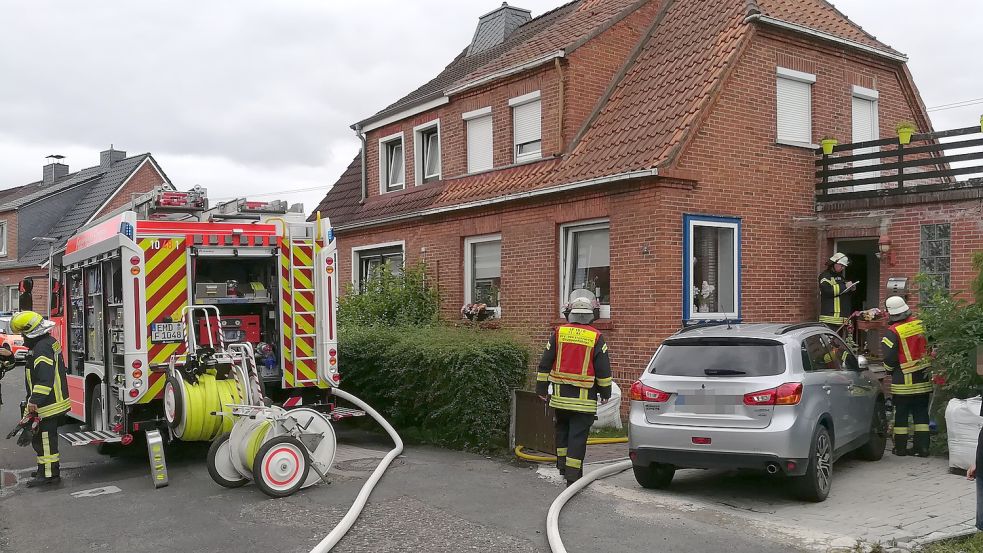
[10,311,48,339]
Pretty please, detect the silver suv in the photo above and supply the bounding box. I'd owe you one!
[628,323,887,502]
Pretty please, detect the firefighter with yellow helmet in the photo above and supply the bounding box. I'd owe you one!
[4,311,70,486]
[536,293,612,486]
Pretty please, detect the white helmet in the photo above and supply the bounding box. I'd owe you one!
[569,297,594,315]
[885,296,910,316]
[830,252,850,267]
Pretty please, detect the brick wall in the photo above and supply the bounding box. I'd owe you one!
[334,23,941,408]
[97,158,167,217]
[360,0,662,200]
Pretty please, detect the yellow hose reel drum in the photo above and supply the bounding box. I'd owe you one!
[207,407,337,498]
[163,371,242,442]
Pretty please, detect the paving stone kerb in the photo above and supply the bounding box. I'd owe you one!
[578,444,975,552]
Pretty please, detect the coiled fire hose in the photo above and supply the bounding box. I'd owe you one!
[173,372,242,442]
[546,459,633,553]
[309,388,403,553]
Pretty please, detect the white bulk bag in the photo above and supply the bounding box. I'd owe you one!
[592,381,623,429]
[945,396,983,470]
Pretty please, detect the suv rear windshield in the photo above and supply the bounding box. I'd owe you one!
[648,338,787,377]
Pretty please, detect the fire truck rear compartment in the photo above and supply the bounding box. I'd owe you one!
[191,255,281,381]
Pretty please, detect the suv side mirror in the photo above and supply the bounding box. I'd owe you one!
[857,355,869,371]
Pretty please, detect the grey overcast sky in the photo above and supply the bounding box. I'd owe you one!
[1,1,981,213]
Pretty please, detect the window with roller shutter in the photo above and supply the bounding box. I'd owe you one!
[464,107,494,174]
[851,86,880,189]
[510,91,542,163]
[776,67,815,146]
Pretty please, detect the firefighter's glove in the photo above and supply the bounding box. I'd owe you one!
[6,414,38,447]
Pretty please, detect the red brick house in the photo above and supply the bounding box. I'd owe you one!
[313,0,981,389]
[0,148,173,311]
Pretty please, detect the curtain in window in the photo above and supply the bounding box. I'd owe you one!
[471,241,501,307]
[693,226,735,314]
[570,228,610,304]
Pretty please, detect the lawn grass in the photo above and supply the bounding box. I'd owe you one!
[589,426,627,439]
[920,532,983,553]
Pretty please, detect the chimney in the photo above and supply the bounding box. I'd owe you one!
[100,146,127,168]
[43,155,69,185]
[468,2,532,56]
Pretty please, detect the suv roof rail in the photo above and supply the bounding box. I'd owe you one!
[776,322,826,335]
[674,319,738,335]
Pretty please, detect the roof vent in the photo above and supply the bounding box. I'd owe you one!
[43,154,69,185]
[468,2,532,56]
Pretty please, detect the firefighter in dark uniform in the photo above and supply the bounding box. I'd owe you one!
[536,296,612,486]
[881,296,932,457]
[819,252,856,335]
[8,311,70,486]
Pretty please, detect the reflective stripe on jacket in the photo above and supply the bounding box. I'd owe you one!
[881,318,932,395]
[818,269,852,324]
[536,324,613,414]
[24,335,70,419]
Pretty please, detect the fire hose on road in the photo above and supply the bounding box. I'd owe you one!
[309,388,403,553]
[546,459,633,553]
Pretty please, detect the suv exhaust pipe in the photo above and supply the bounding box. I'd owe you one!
[766,463,780,475]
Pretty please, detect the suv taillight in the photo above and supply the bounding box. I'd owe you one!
[743,383,803,406]
[629,380,671,403]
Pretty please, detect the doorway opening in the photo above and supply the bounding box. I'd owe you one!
[833,238,880,312]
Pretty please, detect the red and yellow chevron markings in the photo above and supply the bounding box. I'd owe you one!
[141,237,189,404]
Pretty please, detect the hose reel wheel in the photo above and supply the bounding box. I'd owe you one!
[163,373,187,438]
[253,435,310,498]
[286,408,337,489]
[206,432,248,488]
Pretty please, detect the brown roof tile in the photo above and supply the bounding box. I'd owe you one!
[322,0,907,229]
[754,0,902,55]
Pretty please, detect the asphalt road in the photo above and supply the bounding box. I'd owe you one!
[0,367,805,553]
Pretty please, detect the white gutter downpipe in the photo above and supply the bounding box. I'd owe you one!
[354,124,367,204]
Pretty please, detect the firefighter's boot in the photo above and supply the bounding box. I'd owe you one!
[913,430,931,458]
[893,432,909,456]
[26,475,61,488]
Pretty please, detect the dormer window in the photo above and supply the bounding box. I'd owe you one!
[379,132,405,192]
[414,121,441,184]
[510,90,542,163]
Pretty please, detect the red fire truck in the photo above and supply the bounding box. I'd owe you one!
[48,187,341,453]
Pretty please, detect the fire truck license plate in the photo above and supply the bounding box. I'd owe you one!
[151,323,185,344]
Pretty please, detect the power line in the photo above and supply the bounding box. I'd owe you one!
[926,97,983,112]
[210,184,328,202]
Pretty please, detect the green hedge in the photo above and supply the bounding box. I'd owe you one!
[338,325,529,452]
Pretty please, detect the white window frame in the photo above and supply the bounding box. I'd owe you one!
[7,286,17,312]
[559,219,611,319]
[463,107,494,174]
[776,67,816,148]
[351,240,405,290]
[378,131,405,193]
[0,221,7,257]
[413,120,441,185]
[510,90,542,163]
[464,234,502,318]
[684,215,741,321]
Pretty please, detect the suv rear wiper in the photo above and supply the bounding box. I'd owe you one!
[704,369,747,376]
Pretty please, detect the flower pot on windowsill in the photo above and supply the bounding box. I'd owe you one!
[820,138,838,155]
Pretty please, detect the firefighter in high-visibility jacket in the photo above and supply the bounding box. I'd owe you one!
[536,296,612,485]
[10,311,70,486]
[881,296,932,457]
[819,252,856,332]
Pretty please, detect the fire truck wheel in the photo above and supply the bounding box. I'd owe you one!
[88,390,120,456]
[253,436,310,498]
[207,432,248,488]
